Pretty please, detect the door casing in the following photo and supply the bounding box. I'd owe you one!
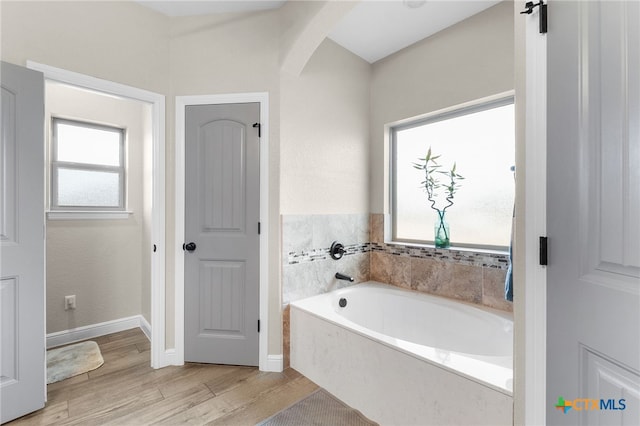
[516,4,548,424]
[175,93,273,371]
[26,61,168,368]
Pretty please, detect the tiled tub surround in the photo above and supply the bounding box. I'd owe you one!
[282,214,512,310]
[369,213,513,312]
[281,213,513,366]
[281,214,371,305]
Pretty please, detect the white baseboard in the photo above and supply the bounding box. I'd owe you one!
[47,315,151,349]
[161,348,182,367]
[139,316,151,341]
[264,354,283,372]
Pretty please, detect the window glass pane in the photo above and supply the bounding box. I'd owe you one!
[56,168,121,207]
[394,103,515,248]
[56,121,121,166]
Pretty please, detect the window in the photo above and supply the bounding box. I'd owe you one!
[391,96,515,250]
[51,118,125,211]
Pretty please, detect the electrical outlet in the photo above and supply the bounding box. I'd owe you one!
[65,295,76,310]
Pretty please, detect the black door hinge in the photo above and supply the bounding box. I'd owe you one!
[539,236,548,266]
[153,244,157,253]
[258,222,261,235]
[520,1,547,34]
[257,320,261,333]
[252,122,261,138]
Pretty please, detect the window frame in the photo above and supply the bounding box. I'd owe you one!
[389,95,515,251]
[50,117,126,212]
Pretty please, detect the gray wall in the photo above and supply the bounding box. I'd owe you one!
[45,83,152,333]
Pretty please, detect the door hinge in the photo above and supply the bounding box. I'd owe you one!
[520,1,547,34]
[252,122,261,138]
[258,222,261,235]
[539,236,548,266]
[257,320,261,333]
[153,244,157,253]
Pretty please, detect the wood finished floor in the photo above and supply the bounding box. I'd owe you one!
[9,329,319,426]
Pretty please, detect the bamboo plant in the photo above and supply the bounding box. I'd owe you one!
[412,147,464,247]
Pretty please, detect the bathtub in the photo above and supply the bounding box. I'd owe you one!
[290,282,513,425]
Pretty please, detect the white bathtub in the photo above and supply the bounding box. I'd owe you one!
[290,282,513,425]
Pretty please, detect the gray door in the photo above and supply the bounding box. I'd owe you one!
[0,62,45,423]
[184,103,260,366]
[547,1,640,425]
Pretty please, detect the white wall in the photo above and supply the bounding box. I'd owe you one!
[1,0,170,334]
[1,0,512,361]
[280,38,371,214]
[45,83,152,333]
[369,1,514,214]
[2,1,288,354]
[0,1,170,95]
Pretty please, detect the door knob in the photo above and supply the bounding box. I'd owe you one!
[184,242,196,252]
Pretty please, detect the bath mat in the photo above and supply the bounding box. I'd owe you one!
[257,388,378,426]
[47,340,104,384]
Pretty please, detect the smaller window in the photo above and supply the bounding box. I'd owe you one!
[51,118,125,211]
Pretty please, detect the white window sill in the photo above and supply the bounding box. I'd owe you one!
[47,211,133,220]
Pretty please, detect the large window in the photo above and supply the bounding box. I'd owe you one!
[51,118,126,211]
[391,97,515,250]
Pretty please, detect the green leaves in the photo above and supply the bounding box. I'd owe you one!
[414,146,464,213]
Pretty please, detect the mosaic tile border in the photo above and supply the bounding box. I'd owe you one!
[286,243,370,265]
[370,243,509,270]
[286,242,509,270]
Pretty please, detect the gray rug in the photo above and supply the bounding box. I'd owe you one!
[258,389,378,426]
[47,340,104,384]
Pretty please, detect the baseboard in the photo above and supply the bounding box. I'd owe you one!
[139,316,152,341]
[162,348,181,367]
[47,315,151,349]
[265,354,283,372]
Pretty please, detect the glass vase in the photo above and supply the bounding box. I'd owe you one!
[434,211,450,249]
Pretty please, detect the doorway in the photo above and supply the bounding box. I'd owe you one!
[27,62,167,369]
[175,93,272,370]
[183,102,260,365]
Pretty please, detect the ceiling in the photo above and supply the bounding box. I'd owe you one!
[328,0,501,63]
[136,0,501,63]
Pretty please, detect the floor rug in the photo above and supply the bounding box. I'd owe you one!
[47,340,104,384]
[257,389,378,426]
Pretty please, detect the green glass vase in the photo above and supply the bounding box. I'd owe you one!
[434,211,450,248]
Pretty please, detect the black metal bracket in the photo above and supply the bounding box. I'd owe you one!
[520,1,547,34]
[539,236,548,266]
[252,122,261,138]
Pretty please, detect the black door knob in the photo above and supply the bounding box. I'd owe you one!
[184,242,196,252]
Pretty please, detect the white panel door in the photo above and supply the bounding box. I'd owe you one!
[0,62,45,423]
[184,103,260,366]
[547,2,640,425]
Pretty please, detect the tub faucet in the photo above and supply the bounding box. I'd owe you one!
[335,272,354,282]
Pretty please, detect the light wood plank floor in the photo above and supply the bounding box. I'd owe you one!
[9,329,318,425]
